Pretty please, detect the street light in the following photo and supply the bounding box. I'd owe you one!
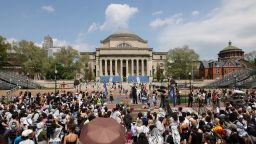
[234,75,237,89]
[189,72,192,93]
[26,73,29,91]
[55,65,58,95]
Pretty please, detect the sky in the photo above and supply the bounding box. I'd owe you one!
[0,0,256,60]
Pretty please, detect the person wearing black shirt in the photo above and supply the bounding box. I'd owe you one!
[188,92,193,107]
[131,85,137,104]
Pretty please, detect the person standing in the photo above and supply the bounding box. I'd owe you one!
[109,93,114,103]
[207,90,211,105]
[132,85,138,104]
[176,90,181,105]
[188,92,193,107]
[159,90,166,109]
[169,84,176,107]
[152,91,157,108]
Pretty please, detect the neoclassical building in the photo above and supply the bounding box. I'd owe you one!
[80,30,167,82]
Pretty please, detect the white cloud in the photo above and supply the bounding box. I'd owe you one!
[99,3,138,30]
[152,11,163,16]
[87,22,98,33]
[41,5,55,13]
[192,10,199,16]
[35,38,69,48]
[51,37,93,51]
[156,0,256,59]
[6,38,17,43]
[34,42,42,47]
[52,38,69,47]
[150,13,183,28]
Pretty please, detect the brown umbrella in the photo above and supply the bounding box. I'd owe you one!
[79,117,126,144]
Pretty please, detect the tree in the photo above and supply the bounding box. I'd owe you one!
[245,51,256,67]
[77,55,93,80]
[165,46,199,79]
[0,36,10,68]
[46,46,89,79]
[15,40,47,79]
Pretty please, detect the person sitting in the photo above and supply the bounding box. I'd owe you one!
[19,129,35,144]
[63,126,78,144]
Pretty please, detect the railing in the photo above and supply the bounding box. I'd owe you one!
[0,79,16,90]
[206,68,256,88]
[0,71,41,89]
[6,86,20,95]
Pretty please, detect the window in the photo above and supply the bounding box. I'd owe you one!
[216,69,219,74]
[160,56,162,60]
[117,43,131,48]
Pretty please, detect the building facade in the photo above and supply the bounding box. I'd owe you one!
[42,35,63,57]
[80,30,167,82]
[200,41,252,79]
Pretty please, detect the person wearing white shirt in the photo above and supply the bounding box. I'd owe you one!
[148,128,164,144]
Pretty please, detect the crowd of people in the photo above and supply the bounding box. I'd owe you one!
[0,82,256,144]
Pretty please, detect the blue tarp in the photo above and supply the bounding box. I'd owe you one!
[100,76,110,83]
[112,76,122,83]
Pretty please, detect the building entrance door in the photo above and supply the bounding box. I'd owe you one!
[123,67,126,81]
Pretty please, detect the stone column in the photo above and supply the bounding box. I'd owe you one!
[115,59,117,76]
[147,58,150,76]
[110,59,113,76]
[120,59,123,77]
[149,57,152,76]
[126,59,129,77]
[105,59,107,76]
[136,59,139,76]
[99,59,102,76]
[131,59,134,76]
[142,59,144,76]
[145,60,147,76]
[96,57,99,78]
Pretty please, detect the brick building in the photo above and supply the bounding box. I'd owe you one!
[199,41,252,79]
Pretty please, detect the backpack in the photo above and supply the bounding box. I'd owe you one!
[247,124,256,137]
[124,114,132,127]
[7,129,17,140]
[46,120,54,138]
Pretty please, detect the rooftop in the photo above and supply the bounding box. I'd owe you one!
[221,41,241,52]
[101,30,147,43]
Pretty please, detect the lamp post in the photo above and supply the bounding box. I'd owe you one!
[55,65,58,95]
[234,75,237,89]
[26,73,29,91]
[189,72,192,93]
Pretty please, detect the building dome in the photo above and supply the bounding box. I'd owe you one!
[220,41,241,52]
[218,41,244,61]
[101,30,147,43]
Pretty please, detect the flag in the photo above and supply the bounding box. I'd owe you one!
[169,86,174,99]
[103,81,108,96]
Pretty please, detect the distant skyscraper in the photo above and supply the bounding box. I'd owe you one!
[43,35,53,49]
[42,35,62,57]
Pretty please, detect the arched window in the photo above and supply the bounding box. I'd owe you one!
[117,43,132,48]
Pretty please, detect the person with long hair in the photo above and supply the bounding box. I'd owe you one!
[63,126,78,144]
